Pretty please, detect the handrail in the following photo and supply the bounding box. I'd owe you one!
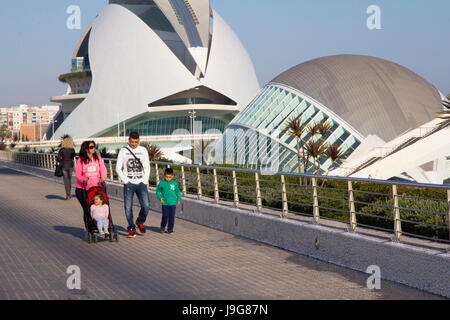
[1,150,449,247]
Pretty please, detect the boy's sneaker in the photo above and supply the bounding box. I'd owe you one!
[128,229,136,238]
[136,224,146,235]
[160,227,166,233]
[167,230,174,234]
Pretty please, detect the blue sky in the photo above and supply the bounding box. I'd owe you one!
[0,0,449,106]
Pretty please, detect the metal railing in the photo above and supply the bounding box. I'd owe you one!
[1,150,449,248]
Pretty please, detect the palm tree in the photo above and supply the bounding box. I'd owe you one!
[317,120,332,138]
[304,140,328,174]
[437,94,450,123]
[306,122,321,141]
[99,147,116,159]
[141,143,163,181]
[283,116,308,183]
[320,144,348,187]
[142,143,163,162]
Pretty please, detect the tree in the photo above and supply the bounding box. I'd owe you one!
[141,143,163,180]
[283,116,308,183]
[98,146,116,159]
[437,94,450,123]
[304,139,328,174]
[142,143,163,162]
[0,125,12,142]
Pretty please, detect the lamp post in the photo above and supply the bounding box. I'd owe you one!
[51,119,58,142]
[188,109,197,164]
[117,113,127,138]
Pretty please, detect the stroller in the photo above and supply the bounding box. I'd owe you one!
[83,182,119,244]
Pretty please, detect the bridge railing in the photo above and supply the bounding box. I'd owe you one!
[1,150,449,246]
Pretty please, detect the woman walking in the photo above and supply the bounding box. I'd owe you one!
[75,141,108,214]
[57,136,76,200]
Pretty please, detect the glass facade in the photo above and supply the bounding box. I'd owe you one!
[214,85,362,174]
[71,57,87,72]
[122,116,227,137]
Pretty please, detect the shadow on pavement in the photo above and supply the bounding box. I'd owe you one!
[114,225,161,236]
[46,195,66,200]
[0,167,29,175]
[54,226,86,239]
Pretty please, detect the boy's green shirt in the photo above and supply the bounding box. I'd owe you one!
[156,179,182,206]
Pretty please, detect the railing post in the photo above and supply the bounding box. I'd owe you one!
[181,165,187,196]
[232,170,239,208]
[348,181,357,232]
[109,160,114,182]
[155,163,160,186]
[447,190,450,246]
[52,155,56,169]
[281,175,288,218]
[213,169,219,204]
[255,172,262,213]
[196,167,202,200]
[392,184,402,242]
[312,177,320,224]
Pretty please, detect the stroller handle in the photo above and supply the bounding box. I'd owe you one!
[83,179,107,191]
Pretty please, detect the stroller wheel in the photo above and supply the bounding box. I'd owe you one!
[92,233,98,244]
[114,233,119,243]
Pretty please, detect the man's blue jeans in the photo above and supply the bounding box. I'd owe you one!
[124,183,150,231]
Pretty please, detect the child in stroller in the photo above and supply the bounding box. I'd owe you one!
[91,192,110,236]
[84,183,119,243]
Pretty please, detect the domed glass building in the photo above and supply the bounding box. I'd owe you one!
[213,54,444,175]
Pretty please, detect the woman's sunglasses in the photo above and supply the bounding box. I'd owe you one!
[89,145,96,149]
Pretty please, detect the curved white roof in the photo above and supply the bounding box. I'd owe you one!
[55,3,260,139]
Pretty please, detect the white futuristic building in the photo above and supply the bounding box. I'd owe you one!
[212,55,450,184]
[52,0,260,148]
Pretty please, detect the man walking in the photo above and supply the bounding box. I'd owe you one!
[116,132,151,238]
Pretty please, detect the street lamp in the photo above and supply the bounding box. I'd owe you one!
[117,113,127,139]
[188,109,197,164]
[51,119,58,142]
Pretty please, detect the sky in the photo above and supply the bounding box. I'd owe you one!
[0,0,449,106]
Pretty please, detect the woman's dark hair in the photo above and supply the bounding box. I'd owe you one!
[94,192,106,205]
[79,141,99,164]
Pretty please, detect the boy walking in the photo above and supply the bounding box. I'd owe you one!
[156,168,182,234]
[116,132,151,238]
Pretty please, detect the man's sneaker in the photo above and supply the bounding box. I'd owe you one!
[136,224,146,235]
[128,229,136,238]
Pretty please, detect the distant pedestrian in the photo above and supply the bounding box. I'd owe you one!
[156,168,182,234]
[57,136,76,200]
[75,141,108,214]
[116,132,151,238]
[91,192,110,236]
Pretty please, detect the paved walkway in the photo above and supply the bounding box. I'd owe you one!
[0,166,442,300]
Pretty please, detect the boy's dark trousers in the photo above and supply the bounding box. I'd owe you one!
[161,205,177,232]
